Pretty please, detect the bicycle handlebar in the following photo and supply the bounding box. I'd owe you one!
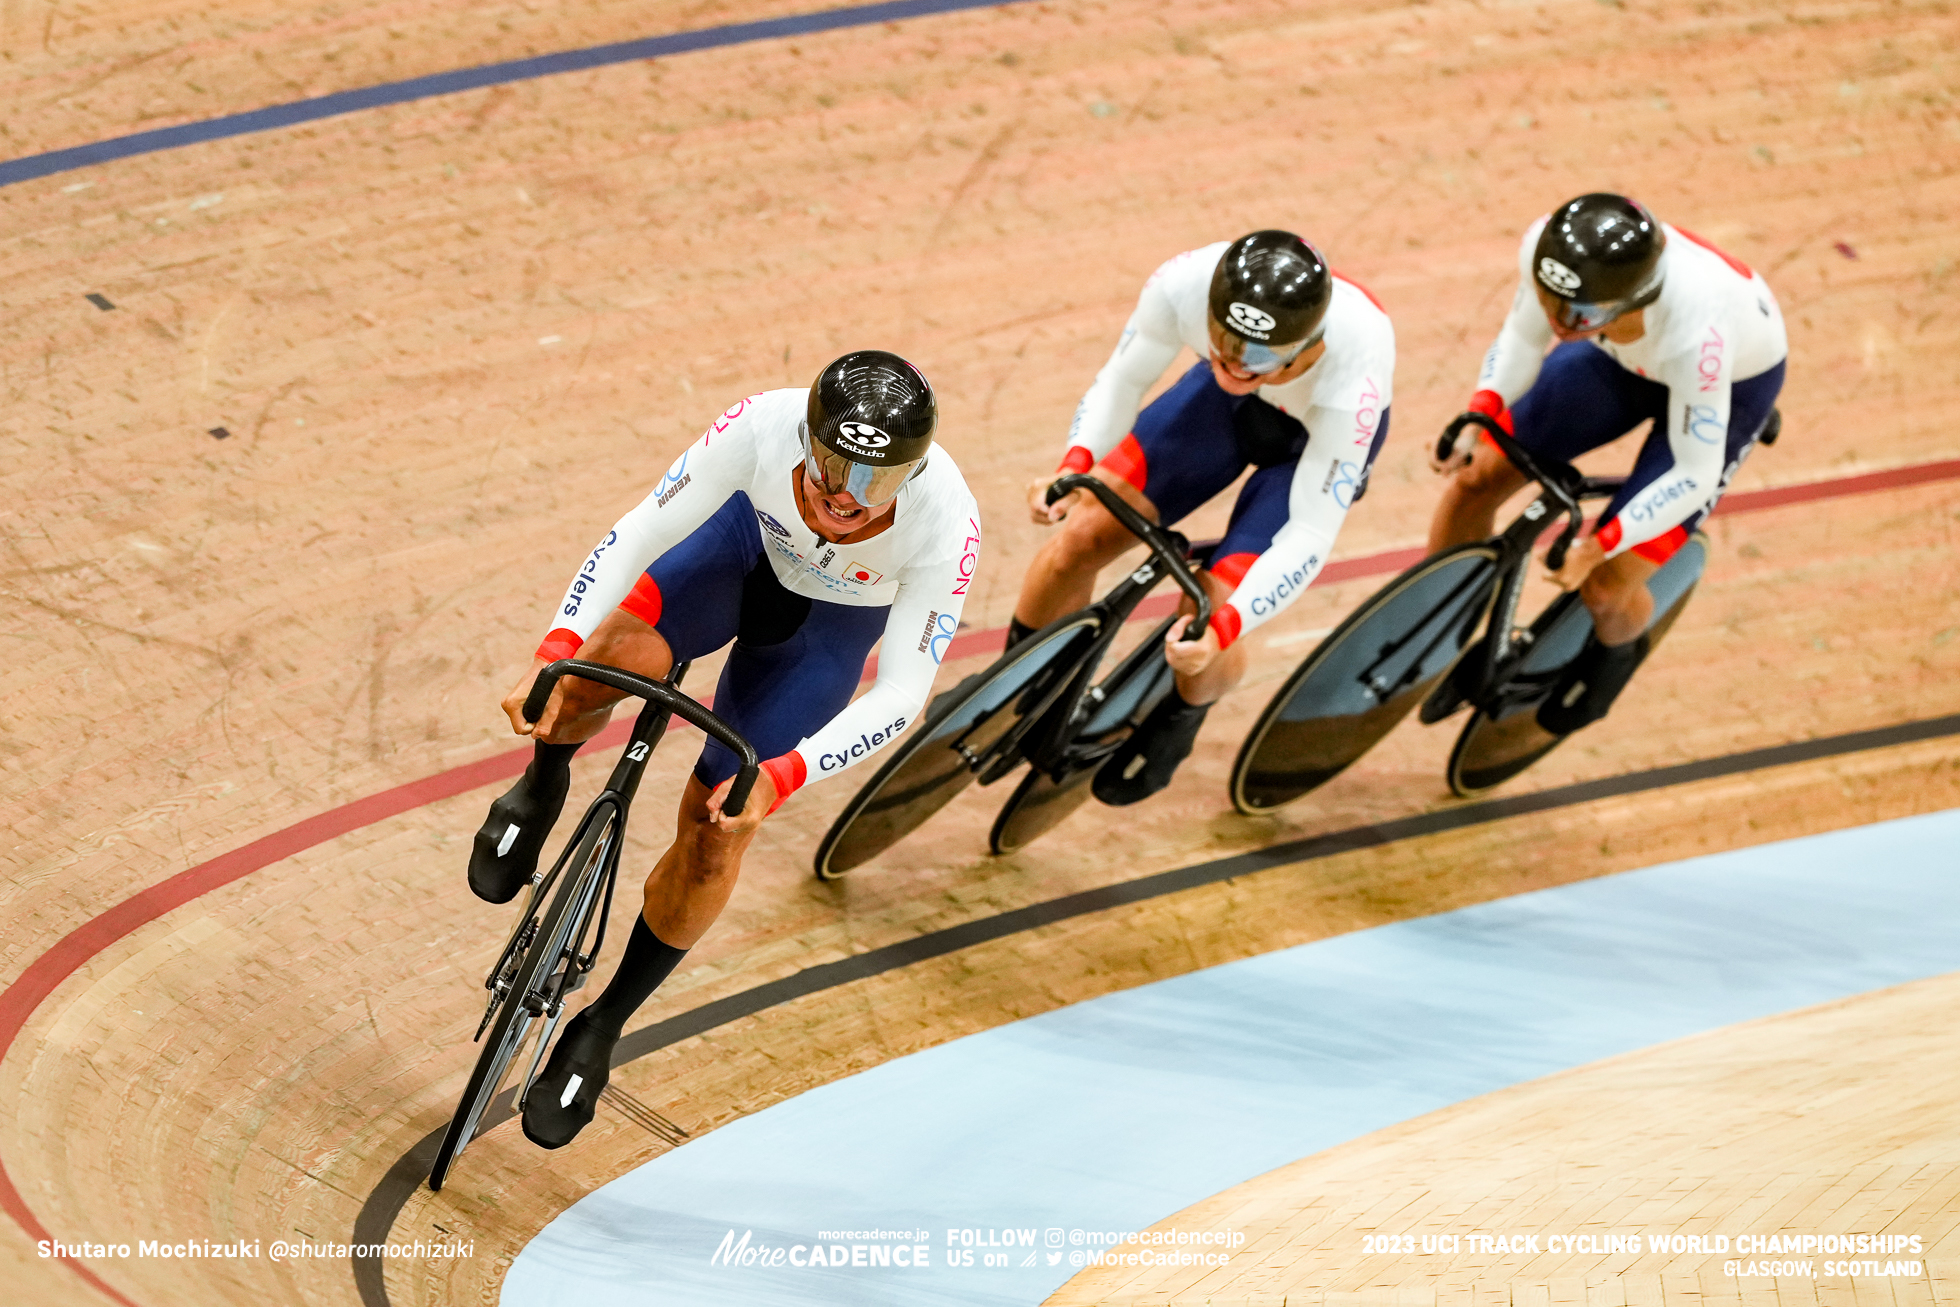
[1045,473,1212,640]
[523,660,761,816]
[1438,412,1586,572]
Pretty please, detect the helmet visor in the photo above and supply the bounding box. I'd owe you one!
[1207,315,1320,375]
[1548,296,1634,333]
[800,423,920,506]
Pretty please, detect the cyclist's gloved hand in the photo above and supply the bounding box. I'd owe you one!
[1543,532,1606,593]
[1028,473,1083,525]
[1432,391,1512,474]
[705,766,780,835]
[1032,450,1096,524]
[502,656,554,736]
[1163,614,1222,677]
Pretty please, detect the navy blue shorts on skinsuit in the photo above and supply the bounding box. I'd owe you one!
[1509,342,1786,562]
[1098,362,1390,584]
[619,493,888,787]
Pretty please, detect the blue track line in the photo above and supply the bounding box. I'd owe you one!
[0,0,1033,190]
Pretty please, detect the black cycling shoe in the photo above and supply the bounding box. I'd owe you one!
[1536,633,1649,735]
[1419,638,1486,725]
[522,1012,615,1149]
[1092,692,1211,807]
[468,760,573,904]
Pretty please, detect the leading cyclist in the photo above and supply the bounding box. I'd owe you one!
[1427,193,1787,732]
[1013,230,1395,804]
[470,350,980,1148]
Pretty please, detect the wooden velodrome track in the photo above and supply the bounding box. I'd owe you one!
[2,0,1956,1304]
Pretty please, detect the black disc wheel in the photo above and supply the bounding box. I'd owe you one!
[1230,543,1501,815]
[812,615,1102,880]
[429,806,615,1190]
[988,619,1178,855]
[988,763,1102,856]
[1447,533,1709,797]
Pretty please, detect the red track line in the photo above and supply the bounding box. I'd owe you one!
[2,454,1956,1302]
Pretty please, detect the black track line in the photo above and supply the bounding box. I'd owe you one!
[350,710,1960,1306]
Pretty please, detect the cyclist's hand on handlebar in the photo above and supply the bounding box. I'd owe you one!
[501,657,553,736]
[705,769,776,835]
[1027,474,1079,525]
[1162,614,1220,677]
[1544,533,1605,591]
[1431,418,1481,475]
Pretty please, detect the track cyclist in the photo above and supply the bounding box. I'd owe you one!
[1014,229,1395,804]
[468,350,980,1148]
[1428,193,1787,733]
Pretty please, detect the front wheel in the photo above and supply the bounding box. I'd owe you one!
[1230,543,1501,815]
[1446,533,1709,796]
[812,615,1102,879]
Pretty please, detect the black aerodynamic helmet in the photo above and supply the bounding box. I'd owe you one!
[1532,193,1667,332]
[801,350,937,505]
[1207,230,1334,374]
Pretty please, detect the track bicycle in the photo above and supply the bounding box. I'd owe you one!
[1230,408,1774,812]
[813,474,1213,878]
[428,659,757,1190]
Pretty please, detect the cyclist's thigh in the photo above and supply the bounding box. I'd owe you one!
[692,586,889,787]
[1207,460,1297,587]
[1510,342,1667,464]
[1600,358,1787,565]
[623,493,761,660]
[1104,361,1248,527]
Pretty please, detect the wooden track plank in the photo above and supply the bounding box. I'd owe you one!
[0,0,1955,1305]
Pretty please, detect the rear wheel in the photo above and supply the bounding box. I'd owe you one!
[1447,533,1709,796]
[813,615,1102,879]
[429,805,615,1190]
[1230,543,1501,815]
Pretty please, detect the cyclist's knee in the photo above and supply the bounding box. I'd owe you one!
[1454,443,1525,500]
[1051,497,1138,570]
[1579,553,1653,616]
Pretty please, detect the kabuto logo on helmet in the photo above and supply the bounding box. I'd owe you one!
[834,421,891,452]
[1226,302,1278,338]
[1537,256,1584,297]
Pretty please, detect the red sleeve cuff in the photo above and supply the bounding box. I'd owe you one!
[759,751,807,815]
[536,628,584,662]
[1057,447,1095,475]
[1467,389,1515,434]
[1208,605,1244,651]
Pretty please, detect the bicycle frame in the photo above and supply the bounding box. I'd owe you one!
[1434,413,1625,709]
[483,660,759,1086]
[435,662,762,1186]
[1008,475,1214,777]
